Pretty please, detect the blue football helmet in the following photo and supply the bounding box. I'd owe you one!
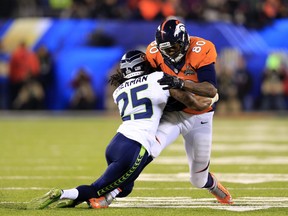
[120,50,147,79]
[155,19,190,63]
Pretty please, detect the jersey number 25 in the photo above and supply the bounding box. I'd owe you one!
[116,84,153,121]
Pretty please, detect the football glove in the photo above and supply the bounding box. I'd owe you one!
[158,73,184,90]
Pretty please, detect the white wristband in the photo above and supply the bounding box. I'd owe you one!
[210,93,219,106]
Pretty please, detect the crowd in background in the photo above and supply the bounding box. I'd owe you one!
[215,49,288,114]
[7,41,286,113]
[0,0,288,113]
[1,0,288,29]
[0,41,98,111]
[0,41,54,110]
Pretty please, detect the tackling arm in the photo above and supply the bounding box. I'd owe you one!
[158,73,217,98]
[158,62,218,98]
[183,63,218,98]
[169,89,212,111]
[182,80,217,98]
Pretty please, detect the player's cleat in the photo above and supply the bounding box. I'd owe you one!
[88,197,109,209]
[209,173,233,205]
[54,199,79,208]
[26,188,62,209]
[88,193,114,209]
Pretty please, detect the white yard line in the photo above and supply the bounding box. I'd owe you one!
[213,134,288,142]
[1,197,287,212]
[0,187,50,190]
[1,187,288,191]
[168,143,288,152]
[109,196,288,212]
[1,155,287,172]
[0,176,92,180]
[0,166,85,171]
[1,173,288,184]
[137,173,288,184]
[153,156,288,165]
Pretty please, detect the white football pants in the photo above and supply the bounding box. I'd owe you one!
[156,111,214,188]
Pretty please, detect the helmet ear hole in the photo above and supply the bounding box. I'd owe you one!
[155,19,189,63]
[120,50,147,79]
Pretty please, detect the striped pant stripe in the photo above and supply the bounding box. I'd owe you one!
[97,145,146,196]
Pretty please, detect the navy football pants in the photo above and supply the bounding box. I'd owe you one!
[75,132,153,202]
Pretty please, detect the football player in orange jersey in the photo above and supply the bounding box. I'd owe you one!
[146,18,233,204]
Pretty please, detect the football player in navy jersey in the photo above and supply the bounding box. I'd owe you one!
[27,50,213,210]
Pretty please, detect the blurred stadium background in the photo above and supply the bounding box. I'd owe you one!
[1,1,288,215]
[0,0,288,113]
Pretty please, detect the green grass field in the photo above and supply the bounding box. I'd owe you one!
[0,113,288,216]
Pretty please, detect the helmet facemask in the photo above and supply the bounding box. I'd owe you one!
[120,51,147,79]
[156,20,190,63]
[159,40,188,63]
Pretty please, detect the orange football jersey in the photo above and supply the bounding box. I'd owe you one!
[146,36,217,114]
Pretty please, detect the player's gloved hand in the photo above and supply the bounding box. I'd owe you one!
[158,73,184,90]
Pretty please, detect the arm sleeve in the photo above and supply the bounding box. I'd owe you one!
[196,63,218,88]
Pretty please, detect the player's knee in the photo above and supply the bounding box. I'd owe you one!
[193,134,211,162]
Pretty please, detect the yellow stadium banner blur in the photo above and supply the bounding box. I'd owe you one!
[49,0,72,9]
[2,18,52,53]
